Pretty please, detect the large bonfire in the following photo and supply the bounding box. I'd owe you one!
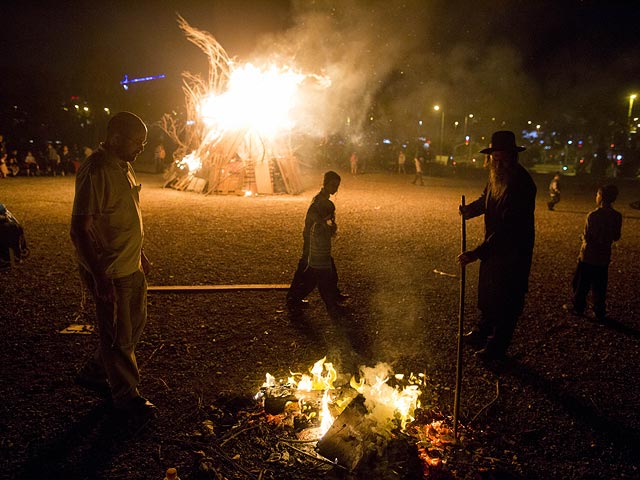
[160,16,330,195]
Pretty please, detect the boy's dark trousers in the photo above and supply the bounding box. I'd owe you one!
[547,193,560,210]
[287,258,340,314]
[572,261,608,319]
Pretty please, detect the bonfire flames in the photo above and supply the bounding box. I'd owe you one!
[161,17,330,195]
[255,357,455,476]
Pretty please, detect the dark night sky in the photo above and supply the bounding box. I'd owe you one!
[1,0,639,130]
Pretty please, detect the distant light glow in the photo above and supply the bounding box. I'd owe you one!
[383,139,391,144]
[120,73,166,90]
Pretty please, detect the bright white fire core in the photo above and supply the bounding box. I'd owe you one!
[198,63,320,140]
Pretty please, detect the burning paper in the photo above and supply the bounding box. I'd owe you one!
[257,357,424,441]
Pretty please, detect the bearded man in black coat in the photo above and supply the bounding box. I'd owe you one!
[458,131,536,362]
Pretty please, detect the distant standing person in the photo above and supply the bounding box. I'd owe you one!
[60,145,75,175]
[350,151,359,175]
[24,151,38,176]
[398,150,406,174]
[547,172,561,210]
[411,155,424,185]
[46,143,61,176]
[83,146,93,161]
[286,171,347,317]
[458,131,536,363]
[154,142,166,173]
[70,111,156,419]
[0,134,7,178]
[563,184,622,322]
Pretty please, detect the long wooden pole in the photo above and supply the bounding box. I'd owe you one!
[453,195,466,439]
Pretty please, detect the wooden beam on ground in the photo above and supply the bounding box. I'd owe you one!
[148,284,290,293]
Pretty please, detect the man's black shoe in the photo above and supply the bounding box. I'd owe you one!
[463,329,487,349]
[328,304,350,318]
[562,304,584,316]
[114,396,157,419]
[286,299,310,310]
[336,293,350,303]
[474,347,505,364]
[75,374,111,398]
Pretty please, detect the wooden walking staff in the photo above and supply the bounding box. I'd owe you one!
[453,195,466,439]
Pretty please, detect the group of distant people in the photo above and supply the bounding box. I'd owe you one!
[0,132,94,179]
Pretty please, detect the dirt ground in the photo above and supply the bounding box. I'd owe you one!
[1,167,639,480]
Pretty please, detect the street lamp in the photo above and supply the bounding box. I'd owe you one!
[464,114,473,161]
[434,105,444,156]
[628,94,637,134]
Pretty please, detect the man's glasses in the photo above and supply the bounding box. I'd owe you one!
[121,134,147,149]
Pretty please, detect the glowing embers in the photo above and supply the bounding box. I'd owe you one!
[177,151,202,173]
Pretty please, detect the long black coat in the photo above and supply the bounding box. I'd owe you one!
[466,163,536,317]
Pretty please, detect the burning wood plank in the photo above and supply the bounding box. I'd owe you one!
[316,394,371,471]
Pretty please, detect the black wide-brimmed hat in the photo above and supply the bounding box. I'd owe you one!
[480,130,526,154]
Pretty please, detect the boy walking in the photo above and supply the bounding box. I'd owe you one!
[564,185,622,322]
[547,172,561,210]
[287,171,345,317]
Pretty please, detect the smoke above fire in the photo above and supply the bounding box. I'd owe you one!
[249,0,540,135]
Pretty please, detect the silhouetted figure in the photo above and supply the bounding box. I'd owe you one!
[563,185,622,322]
[46,143,61,176]
[60,145,76,175]
[411,156,424,185]
[398,150,406,173]
[154,142,166,173]
[547,172,561,210]
[458,131,536,363]
[350,152,359,175]
[6,150,19,176]
[0,134,8,178]
[24,151,38,176]
[286,171,346,317]
[0,204,28,269]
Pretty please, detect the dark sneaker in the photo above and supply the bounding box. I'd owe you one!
[114,396,157,419]
[75,374,111,398]
[336,293,350,304]
[474,347,506,364]
[328,304,350,319]
[562,304,584,316]
[594,315,609,325]
[463,329,488,349]
[286,299,310,310]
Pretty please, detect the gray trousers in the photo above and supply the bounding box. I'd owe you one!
[79,268,147,406]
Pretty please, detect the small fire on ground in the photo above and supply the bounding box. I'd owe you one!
[255,357,456,476]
